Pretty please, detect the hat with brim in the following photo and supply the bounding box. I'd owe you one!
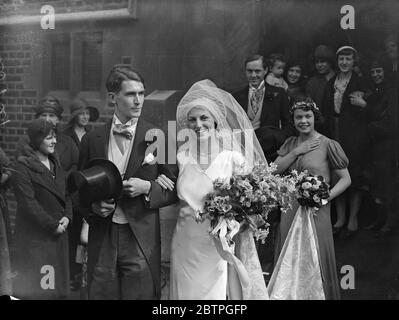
[67,158,122,208]
[69,98,99,124]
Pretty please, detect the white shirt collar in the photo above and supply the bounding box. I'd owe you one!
[112,114,138,132]
[250,80,265,91]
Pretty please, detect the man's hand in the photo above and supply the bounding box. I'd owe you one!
[92,199,116,218]
[54,224,65,235]
[123,178,151,198]
[59,217,70,230]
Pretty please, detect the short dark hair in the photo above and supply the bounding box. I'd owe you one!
[244,54,267,70]
[106,65,145,93]
[27,118,56,150]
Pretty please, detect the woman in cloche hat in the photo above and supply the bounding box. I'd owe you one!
[63,97,99,149]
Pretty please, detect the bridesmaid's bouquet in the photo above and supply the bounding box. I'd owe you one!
[293,170,330,211]
[197,162,297,243]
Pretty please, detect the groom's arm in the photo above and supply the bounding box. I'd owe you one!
[146,163,179,209]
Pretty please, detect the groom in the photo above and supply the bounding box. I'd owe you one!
[78,65,178,299]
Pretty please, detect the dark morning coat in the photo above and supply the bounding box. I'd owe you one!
[11,144,72,299]
[78,118,178,299]
[233,83,296,162]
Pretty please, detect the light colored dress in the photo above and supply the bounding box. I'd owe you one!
[169,149,268,300]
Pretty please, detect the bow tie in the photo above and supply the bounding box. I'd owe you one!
[112,125,133,140]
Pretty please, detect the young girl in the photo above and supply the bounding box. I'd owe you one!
[265,54,289,91]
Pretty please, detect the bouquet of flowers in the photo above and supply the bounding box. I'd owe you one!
[197,162,297,243]
[293,170,330,211]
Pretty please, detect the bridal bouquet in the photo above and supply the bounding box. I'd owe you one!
[293,170,330,211]
[197,162,297,243]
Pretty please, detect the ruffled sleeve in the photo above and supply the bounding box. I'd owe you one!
[276,136,297,157]
[327,139,349,169]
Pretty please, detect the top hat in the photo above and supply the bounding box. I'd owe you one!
[68,159,123,208]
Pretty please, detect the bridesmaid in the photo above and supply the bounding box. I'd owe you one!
[273,98,351,299]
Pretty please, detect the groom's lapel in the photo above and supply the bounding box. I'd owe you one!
[124,118,148,178]
[95,120,112,158]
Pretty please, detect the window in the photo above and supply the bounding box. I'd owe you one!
[51,35,71,90]
[44,31,103,96]
[81,32,103,91]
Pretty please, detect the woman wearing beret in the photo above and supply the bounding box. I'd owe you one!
[321,46,370,238]
[11,118,72,299]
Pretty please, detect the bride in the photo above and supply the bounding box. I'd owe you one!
[156,80,269,300]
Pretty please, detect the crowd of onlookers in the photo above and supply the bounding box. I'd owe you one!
[236,37,398,241]
[0,32,398,299]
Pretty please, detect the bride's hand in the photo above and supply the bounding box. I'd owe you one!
[213,236,236,264]
[155,174,175,191]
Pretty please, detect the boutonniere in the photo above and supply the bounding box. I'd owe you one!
[142,152,156,165]
[264,89,279,101]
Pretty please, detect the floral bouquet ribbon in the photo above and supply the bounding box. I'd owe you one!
[267,206,325,300]
[210,217,252,299]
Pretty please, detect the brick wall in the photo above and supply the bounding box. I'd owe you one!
[0,33,37,153]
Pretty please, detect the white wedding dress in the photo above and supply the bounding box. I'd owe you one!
[169,149,269,300]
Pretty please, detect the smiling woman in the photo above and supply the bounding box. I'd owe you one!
[11,118,72,299]
[272,99,351,300]
[321,45,370,238]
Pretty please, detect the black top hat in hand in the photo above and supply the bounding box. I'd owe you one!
[68,159,123,208]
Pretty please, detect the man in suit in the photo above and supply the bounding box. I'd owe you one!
[233,54,295,162]
[78,65,178,300]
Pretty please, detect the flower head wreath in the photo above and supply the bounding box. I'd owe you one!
[289,100,319,114]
